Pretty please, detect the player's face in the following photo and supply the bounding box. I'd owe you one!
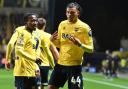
[26,15,37,30]
[66,7,79,23]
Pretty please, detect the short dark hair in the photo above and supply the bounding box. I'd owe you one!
[24,13,38,22]
[66,2,81,12]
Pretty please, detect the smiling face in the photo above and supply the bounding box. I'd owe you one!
[26,15,37,30]
[66,6,79,23]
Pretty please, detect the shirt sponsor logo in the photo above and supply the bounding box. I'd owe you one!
[62,33,71,39]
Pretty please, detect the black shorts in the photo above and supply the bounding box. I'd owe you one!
[48,64,83,89]
[35,76,41,87]
[15,76,36,89]
[39,66,50,85]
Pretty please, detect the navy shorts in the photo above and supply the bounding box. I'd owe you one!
[39,66,50,85]
[49,64,83,89]
[35,76,41,87]
[15,76,36,89]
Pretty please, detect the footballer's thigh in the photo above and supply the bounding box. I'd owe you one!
[68,66,83,89]
[48,64,68,88]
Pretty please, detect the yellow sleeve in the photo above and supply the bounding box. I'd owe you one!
[6,31,18,63]
[80,27,94,53]
[41,38,55,68]
[80,42,93,53]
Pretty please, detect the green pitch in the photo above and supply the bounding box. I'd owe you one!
[0,69,128,89]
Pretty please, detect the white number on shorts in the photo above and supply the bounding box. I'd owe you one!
[71,76,81,87]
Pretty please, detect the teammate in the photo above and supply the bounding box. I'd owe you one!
[5,13,42,89]
[37,17,59,89]
[48,2,94,89]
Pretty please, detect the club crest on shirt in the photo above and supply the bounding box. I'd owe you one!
[17,34,24,46]
[63,27,65,30]
[74,27,79,32]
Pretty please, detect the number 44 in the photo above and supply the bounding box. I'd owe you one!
[71,76,81,87]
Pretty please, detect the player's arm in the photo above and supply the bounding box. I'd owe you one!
[69,28,94,53]
[78,37,93,53]
[41,39,55,68]
[69,36,93,53]
[5,30,18,69]
[80,27,94,53]
[50,43,59,61]
[17,48,42,66]
[50,31,60,48]
[50,23,62,48]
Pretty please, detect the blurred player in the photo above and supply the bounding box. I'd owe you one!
[37,17,59,89]
[5,13,42,89]
[48,2,94,89]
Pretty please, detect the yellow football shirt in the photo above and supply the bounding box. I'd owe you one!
[39,32,51,66]
[6,26,39,77]
[53,19,93,66]
[35,30,55,68]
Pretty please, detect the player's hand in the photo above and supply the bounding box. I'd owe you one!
[69,36,81,46]
[5,61,11,70]
[35,58,42,66]
[50,31,58,42]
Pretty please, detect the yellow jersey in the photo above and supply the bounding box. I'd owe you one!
[54,19,93,66]
[35,30,55,68]
[6,26,39,77]
[39,32,51,66]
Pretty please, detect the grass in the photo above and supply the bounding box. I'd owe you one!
[0,69,128,89]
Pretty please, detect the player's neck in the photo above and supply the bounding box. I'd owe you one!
[69,18,78,23]
[25,26,35,33]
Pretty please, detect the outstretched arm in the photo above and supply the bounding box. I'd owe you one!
[5,31,18,70]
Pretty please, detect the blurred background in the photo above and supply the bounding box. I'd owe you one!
[0,0,128,85]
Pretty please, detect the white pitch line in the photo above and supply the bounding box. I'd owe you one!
[84,78,128,89]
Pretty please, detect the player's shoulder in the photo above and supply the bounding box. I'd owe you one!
[43,31,51,37]
[78,20,91,31]
[13,26,25,34]
[78,20,89,27]
[35,29,43,35]
[15,26,25,32]
[59,20,68,25]
[41,32,51,41]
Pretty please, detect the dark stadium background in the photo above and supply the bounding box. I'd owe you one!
[49,0,128,51]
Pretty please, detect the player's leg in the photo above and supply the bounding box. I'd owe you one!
[15,76,25,89]
[35,68,41,89]
[39,66,50,89]
[35,76,41,89]
[48,64,67,89]
[68,66,83,89]
[24,77,37,89]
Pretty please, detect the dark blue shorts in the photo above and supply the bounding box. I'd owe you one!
[39,66,50,85]
[48,64,83,89]
[15,76,36,89]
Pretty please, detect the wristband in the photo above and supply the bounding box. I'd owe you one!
[79,43,84,48]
